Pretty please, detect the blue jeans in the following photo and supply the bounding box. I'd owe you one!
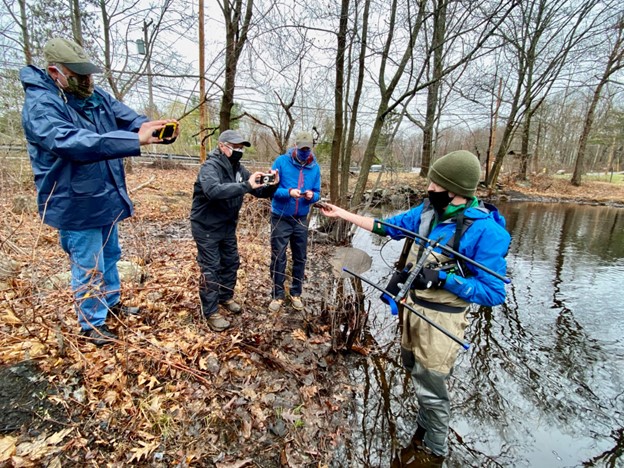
[59,224,122,331]
[270,213,308,299]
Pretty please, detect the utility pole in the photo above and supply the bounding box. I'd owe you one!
[142,19,154,118]
[199,0,207,162]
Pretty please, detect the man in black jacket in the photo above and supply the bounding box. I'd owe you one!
[191,130,278,331]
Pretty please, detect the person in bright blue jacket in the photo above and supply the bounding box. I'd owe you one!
[268,132,321,313]
[20,37,179,346]
[319,150,510,464]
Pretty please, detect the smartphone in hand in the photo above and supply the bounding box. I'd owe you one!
[313,200,330,209]
[153,122,178,139]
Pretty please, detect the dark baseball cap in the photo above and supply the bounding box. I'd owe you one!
[218,129,251,147]
[43,38,102,75]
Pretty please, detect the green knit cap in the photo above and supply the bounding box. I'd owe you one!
[428,150,481,197]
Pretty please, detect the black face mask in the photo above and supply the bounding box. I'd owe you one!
[229,149,244,166]
[428,190,454,214]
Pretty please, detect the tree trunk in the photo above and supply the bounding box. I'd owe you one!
[571,83,606,186]
[487,118,517,188]
[218,0,253,132]
[70,0,84,45]
[518,111,532,180]
[18,0,32,65]
[572,17,624,186]
[340,0,371,206]
[330,0,349,202]
[351,110,386,210]
[420,0,447,178]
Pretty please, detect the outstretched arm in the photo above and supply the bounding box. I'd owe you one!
[319,203,375,232]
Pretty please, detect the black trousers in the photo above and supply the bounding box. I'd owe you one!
[270,213,308,299]
[191,222,239,317]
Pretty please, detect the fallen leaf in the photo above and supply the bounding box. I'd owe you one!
[241,418,252,439]
[128,440,159,463]
[216,459,254,468]
[350,344,370,356]
[291,329,307,341]
[1,310,21,325]
[0,436,16,462]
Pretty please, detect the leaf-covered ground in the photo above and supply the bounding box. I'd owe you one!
[1,163,356,467]
[1,161,622,467]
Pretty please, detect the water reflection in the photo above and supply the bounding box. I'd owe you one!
[336,202,624,467]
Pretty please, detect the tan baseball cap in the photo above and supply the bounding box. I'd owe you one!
[295,131,313,148]
[43,38,102,75]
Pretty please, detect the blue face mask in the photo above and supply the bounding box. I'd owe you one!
[297,148,311,161]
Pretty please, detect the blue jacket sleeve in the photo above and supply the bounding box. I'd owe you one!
[443,219,510,306]
[272,157,292,200]
[381,205,424,239]
[310,166,321,203]
[24,96,142,163]
[110,97,149,132]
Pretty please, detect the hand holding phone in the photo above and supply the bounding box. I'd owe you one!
[256,173,276,185]
[153,122,178,139]
[314,200,330,209]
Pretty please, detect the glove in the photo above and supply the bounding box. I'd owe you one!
[411,268,445,290]
[381,263,413,303]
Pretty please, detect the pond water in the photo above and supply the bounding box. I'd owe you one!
[335,202,624,467]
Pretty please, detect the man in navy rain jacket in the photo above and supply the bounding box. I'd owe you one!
[320,150,510,464]
[268,131,321,313]
[20,37,179,346]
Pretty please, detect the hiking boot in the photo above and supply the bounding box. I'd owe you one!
[221,299,242,314]
[110,303,141,316]
[290,296,304,311]
[81,324,118,347]
[205,312,231,331]
[268,298,283,312]
[391,445,444,468]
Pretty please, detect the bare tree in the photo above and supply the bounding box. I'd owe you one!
[350,0,514,209]
[330,0,349,202]
[340,0,371,205]
[70,0,84,45]
[571,15,624,186]
[218,0,254,132]
[97,0,185,103]
[486,0,605,187]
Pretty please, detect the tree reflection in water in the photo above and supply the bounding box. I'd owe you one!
[335,202,624,467]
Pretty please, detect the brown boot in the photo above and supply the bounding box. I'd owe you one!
[221,299,242,314]
[206,312,231,331]
[290,296,304,311]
